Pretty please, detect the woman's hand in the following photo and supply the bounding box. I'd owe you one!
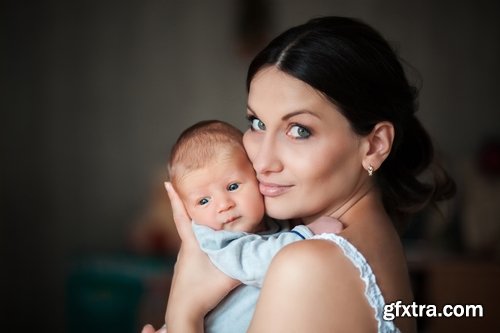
[141,324,167,333]
[163,182,240,332]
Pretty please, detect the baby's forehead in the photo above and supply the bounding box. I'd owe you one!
[217,145,249,161]
[187,152,245,178]
[186,149,250,178]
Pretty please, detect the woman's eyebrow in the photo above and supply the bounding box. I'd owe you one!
[247,105,320,121]
[246,105,256,114]
[281,110,320,121]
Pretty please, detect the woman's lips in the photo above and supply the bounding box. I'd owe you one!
[259,182,293,197]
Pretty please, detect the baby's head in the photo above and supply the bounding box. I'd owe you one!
[168,120,265,232]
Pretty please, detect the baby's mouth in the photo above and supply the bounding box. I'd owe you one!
[224,216,241,224]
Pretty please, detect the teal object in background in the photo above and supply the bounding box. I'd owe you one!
[67,255,174,333]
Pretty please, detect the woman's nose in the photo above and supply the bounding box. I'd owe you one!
[251,135,283,175]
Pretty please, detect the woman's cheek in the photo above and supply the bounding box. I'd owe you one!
[242,131,257,162]
[280,142,316,173]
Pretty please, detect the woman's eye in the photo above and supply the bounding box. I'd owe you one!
[198,198,210,206]
[248,116,266,131]
[227,183,240,191]
[288,125,311,139]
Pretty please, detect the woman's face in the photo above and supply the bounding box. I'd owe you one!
[243,66,367,224]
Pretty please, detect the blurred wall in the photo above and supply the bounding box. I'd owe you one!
[3,0,500,331]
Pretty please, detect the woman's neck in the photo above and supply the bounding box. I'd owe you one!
[336,188,386,229]
[302,183,385,229]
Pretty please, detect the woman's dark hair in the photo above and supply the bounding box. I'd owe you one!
[246,16,455,228]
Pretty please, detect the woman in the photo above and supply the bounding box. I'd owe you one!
[144,16,455,332]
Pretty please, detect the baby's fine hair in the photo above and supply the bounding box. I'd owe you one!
[168,120,245,187]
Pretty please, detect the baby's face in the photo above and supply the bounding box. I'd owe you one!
[177,149,265,232]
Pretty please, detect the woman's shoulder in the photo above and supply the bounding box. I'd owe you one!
[248,239,377,332]
[274,237,351,271]
[270,238,370,292]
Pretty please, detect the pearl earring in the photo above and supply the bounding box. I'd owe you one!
[367,164,374,177]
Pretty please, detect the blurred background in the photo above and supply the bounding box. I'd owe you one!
[2,0,500,332]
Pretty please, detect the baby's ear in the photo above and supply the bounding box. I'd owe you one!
[361,121,394,172]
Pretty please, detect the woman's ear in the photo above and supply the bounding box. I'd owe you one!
[361,121,394,172]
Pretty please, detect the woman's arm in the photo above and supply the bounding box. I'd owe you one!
[247,239,377,333]
[144,183,239,333]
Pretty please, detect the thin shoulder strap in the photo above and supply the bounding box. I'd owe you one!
[312,233,400,333]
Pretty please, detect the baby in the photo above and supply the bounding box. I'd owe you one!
[167,120,342,332]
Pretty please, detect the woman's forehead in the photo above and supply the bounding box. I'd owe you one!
[248,68,341,124]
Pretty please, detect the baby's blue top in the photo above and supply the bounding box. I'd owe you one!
[312,232,401,333]
[196,219,311,333]
[193,219,312,287]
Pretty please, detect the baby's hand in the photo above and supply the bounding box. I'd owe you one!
[307,216,343,235]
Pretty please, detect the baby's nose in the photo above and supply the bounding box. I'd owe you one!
[217,197,235,213]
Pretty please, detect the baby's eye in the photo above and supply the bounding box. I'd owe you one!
[288,124,311,139]
[198,197,210,206]
[227,183,240,191]
[248,116,266,131]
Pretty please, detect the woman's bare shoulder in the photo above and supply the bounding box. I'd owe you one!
[268,239,365,291]
[273,239,352,274]
[248,240,377,332]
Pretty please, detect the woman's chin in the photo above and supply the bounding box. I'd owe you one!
[264,202,296,221]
